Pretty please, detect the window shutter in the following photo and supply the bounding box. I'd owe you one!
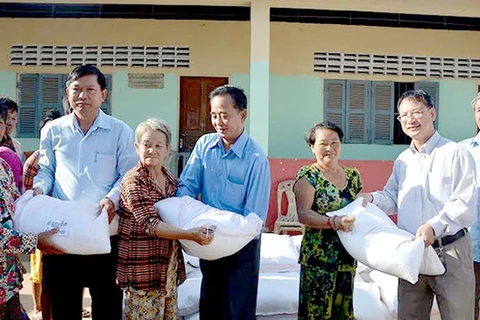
[101,75,112,115]
[372,81,394,144]
[415,81,439,127]
[40,74,63,127]
[17,74,39,138]
[346,80,368,143]
[324,80,345,130]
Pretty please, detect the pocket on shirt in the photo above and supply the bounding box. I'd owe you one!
[94,152,117,184]
[426,173,451,202]
[223,179,246,211]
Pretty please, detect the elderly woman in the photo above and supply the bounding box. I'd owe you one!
[117,118,213,320]
[0,156,62,319]
[294,121,362,320]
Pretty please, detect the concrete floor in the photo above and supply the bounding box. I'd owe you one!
[19,255,92,320]
[17,255,443,320]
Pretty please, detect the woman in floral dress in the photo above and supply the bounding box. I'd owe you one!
[0,106,61,320]
[0,158,62,319]
[294,121,363,320]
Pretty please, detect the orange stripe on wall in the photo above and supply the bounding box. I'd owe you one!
[266,158,395,231]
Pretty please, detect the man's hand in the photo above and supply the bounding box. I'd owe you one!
[357,193,373,207]
[99,197,116,223]
[33,188,44,197]
[415,222,435,247]
[37,228,64,255]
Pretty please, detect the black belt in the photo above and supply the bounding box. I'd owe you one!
[432,228,468,248]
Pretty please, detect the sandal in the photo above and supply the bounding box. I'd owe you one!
[82,308,91,318]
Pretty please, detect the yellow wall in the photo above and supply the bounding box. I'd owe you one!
[271,23,480,80]
[0,18,251,76]
[2,18,480,84]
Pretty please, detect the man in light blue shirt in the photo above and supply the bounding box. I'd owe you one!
[33,65,138,320]
[459,92,480,320]
[177,85,271,320]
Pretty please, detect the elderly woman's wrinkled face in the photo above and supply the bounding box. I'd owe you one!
[311,128,341,165]
[135,129,170,169]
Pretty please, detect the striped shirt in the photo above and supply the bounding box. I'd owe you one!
[23,150,40,191]
[117,163,186,292]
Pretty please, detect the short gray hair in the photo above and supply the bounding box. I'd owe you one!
[135,118,172,145]
[472,93,480,109]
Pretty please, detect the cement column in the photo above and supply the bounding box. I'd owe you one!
[249,0,270,154]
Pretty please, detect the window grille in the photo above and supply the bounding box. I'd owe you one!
[314,52,480,79]
[10,45,190,68]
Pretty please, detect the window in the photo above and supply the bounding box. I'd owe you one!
[16,73,112,138]
[324,80,439,145]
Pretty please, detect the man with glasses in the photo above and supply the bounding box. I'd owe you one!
[360,90,477,320]
[459,92,480,320]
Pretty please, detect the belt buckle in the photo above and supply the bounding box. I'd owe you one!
[436,240,447,271]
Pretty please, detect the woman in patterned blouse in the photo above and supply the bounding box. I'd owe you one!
[294,121,363,320]
[0,157,62,319]
[117,118,213,320]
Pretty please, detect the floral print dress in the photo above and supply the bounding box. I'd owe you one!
[0,158,37,319]
[296,165,362,320]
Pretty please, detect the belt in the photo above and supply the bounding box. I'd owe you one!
[432,228,468,248]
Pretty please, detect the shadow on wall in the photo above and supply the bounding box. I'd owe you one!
[266,158,395,232]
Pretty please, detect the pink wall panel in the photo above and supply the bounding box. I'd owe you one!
[266,158,395,231]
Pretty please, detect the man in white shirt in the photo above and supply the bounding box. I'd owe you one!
[361,90,477,320]
[459,92,480,320]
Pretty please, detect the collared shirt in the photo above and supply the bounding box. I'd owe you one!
[117,163,185,292]
[459,132,480,262]
[372,131,477,238]
[177,130,271,222]
[33,111,138,208]
[23,150,40,191]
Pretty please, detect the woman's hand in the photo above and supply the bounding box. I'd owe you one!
[333,215,355,232]
[37,228,64,255]
[188,227,214,246]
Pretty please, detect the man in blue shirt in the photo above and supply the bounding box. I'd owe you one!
[177,85,271,320]
[33,65,138,320]
[459,92,480,320]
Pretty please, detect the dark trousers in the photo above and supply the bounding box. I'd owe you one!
[199,238,261,320]
[475,261,480,320]
[42,236,123,320]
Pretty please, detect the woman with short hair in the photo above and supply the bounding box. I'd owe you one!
[294,121,362,320]
[117,118,213,319]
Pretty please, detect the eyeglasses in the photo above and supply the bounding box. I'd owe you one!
[396,108,430,123]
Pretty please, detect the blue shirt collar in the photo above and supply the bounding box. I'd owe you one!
[68,110,111,134]
[211,130,249,158]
